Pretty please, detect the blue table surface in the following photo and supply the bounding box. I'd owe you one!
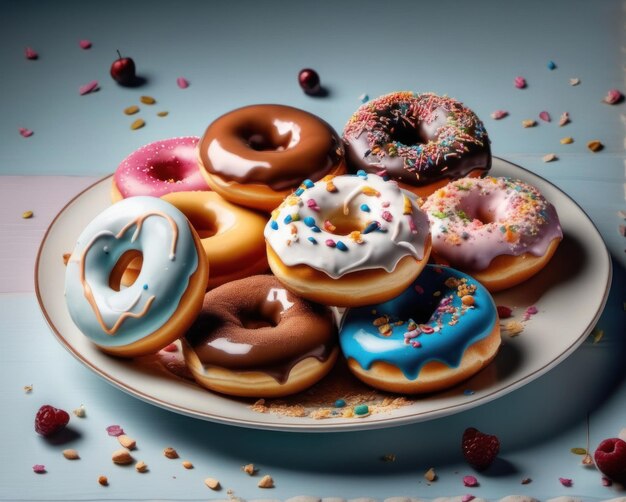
[1,0,625,500]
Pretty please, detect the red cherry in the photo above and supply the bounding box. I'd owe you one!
[298,68,321,95]
[594,438,626,483]
[110,50,136,86]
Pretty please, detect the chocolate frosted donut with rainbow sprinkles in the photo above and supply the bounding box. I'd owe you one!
[343,92,491,197]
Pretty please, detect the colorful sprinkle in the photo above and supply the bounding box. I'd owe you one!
[569,78,581,86]
[490,110,508,120]
[307,236,317,244]
[359,93,369,103]
[587,140,604,152]
[381,210,393,222]
[559,477,573,487]
[270,220,278,230]
[303,179,314,188]
[514,76,527,89]
[559,112,570,126]
[570,447,587,455]
[463,389,475,396]
[19,127,33,138]
[360,204,370,212]
[602,89,623,105]
[130,119,145,130]
[522,119,537,128]
[303,216,316,227]
[325,239,336,248]
[323,220,336,232]
[356,169,367,178]
[294,188,304,196]
[542,153,558,163]
[176,77,190,89]
[79,40,92,49]
[362,186,380,197]
[348,231,363,244]
[334,399,346,408]
[106,425,125,437]
[497,306,513,319]
[306,198,320,211]
[79,80,99,95]
[462,495,475,502]
[336,241,348,251]
[560,137,574,144]
[362,221,380,234]
[283,214,293,224]
[547,60,557,70]
[32,464,46,474]
[539,111,551,122]
[353,404,370,417]
[463,475,478,487]
[142,284,148,290]
[25,47,38,60]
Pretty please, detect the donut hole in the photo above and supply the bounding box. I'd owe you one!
[389,120,423,147]
[240,310,279,330]
[243,121,300,152]
[324,209,365,236]
[184,210,219,239]
[109,250,143,291]
[149,160,184,182]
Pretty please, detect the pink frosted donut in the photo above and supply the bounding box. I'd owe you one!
[112,137,210,201]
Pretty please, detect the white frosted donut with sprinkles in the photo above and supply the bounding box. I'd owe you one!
[264,172,432,307]
[65,196,208,357]
[422,176,563,292]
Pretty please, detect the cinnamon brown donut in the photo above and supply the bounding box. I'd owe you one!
[197,104,346,212]
[182,275,338,397]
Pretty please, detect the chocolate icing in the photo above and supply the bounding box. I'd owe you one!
[198,105,345,191]
[185,275,337,382]
[343,92,491,187]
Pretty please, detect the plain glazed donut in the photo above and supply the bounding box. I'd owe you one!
[198,104,346,212]
[343,92,491,197]
[339,265,501,394]
[422,176,563,292]
[122,191,269,290]
[112,137,210,202]
[182,275,339,398]
[64,196,208,358]
[265,172,432,307]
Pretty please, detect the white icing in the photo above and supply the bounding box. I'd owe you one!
[264,174,430,278]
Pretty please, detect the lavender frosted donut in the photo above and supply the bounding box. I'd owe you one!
[422,176,563,292]
[343,92,491,197]
[112,137,210,202]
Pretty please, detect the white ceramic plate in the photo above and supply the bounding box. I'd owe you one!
[35,158,611,432]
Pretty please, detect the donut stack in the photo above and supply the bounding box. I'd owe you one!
[64,92,562,398]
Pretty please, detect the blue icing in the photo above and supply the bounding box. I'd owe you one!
[339,265,497,380]
[64,196,199,348]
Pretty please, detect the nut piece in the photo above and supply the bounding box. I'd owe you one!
[62,449,80,460]
[163,447,179,459]
[242,463,256,475]
[112,448,133,465]
[257,474,274,488]
[424,467,437,482]
[73,405,86,418]
[204,477,221,490]
[135,460,148,472]
[98,475,108,486]
[118,435,136,450]
[182,460,193,469]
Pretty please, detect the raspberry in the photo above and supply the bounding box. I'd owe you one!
[594,438,626,483]
[34,405,70,436]
[462,427,500,470]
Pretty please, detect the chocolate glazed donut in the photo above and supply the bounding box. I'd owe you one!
[197,104,346,212]
[343,92,491,197]
[183,275,339,397]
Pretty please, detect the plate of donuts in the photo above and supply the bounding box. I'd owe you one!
[35,157,611,431]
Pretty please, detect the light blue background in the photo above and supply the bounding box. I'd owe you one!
[1,0,625,500]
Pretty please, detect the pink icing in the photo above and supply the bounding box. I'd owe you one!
[114,137,210,198]
[422,176,563,271]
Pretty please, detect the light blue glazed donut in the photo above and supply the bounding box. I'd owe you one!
[339,265,499,391]
[65,196,201,351]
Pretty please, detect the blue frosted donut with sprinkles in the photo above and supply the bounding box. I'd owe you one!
[339,265,501,394]
[264,172,432,307]
[343,92,491,198]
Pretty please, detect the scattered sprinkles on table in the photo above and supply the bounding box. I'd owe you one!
[79,80,99,96]
[514,76,527,89]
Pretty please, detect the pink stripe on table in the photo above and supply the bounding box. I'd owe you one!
[0,176,100,293]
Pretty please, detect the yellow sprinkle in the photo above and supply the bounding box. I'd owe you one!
[271,209,280,221]
[403,195,412,215]
[321,174,336,182]
[587,140,604,152]
[290,223,297,234]
[140,96,156,105]
[22,210,33,219]
[157,111,169,117]
[522,119,537,128]
[130,119,145,130]
[361,186,380,197]
[124,105,139,115]
[326,181,337,192]
[560,137,574,144]
[348,230,363,243]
